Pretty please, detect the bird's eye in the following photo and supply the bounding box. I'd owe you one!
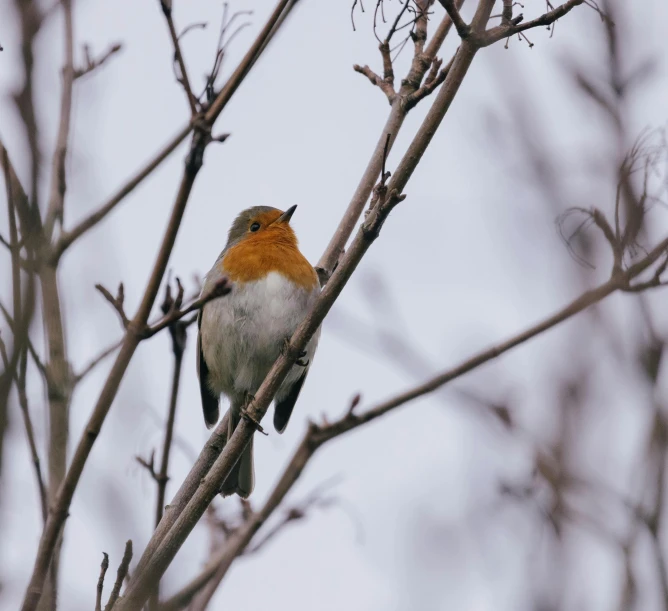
[250,222,261,232]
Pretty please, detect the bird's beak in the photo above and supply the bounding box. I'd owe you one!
[276,205,297,224]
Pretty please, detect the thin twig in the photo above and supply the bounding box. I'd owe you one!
[122,7,497,608]
[73,339,123,383]
[19,3,300,608]
[143,277,230,338]
[54,123,192,259]
[148,281,189,610]
[103,540,133,611]
[162,234,668,609]
[95,553,109,611]
[95,283,129,329]
[482,0,585,46]
[159,0,198,115]
[43,0,74,238]
[74,42,122,79]
[318,6,461,283]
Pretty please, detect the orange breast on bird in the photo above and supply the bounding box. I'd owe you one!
[220,230,318,290]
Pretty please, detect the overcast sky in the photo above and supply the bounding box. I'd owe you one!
[2,1,668,610]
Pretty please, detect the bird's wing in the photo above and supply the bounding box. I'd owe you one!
[197,310,220,428]
[274,368,309,434]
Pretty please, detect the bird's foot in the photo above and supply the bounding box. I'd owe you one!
[240,398,267,436]
[281,338,308,366]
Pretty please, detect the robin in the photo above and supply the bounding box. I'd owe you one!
[197,205,320,498]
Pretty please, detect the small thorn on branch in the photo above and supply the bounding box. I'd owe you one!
[95,282,130,329]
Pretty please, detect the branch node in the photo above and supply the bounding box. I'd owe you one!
[95,282,130,329]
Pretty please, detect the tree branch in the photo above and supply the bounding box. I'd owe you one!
[74,42,122,79]
[143,277,230,338]
[20,2,302,608]
[103,540,132,611]
[43,0,75,239]
[73,339,122,383]
[159,0,198,115]
[95,283,130,329]
[53,123,192,260]
[115,9,500,608]
[353,64,396,103]
[148,281,189,610]
[317,5,462,283]
[437,0,471,38]
[94,553,109,611]
[161,233,668,610]
[481,0,585,46]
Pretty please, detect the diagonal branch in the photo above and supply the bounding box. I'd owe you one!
[160,234,668,610]
[159,0,198,115]
[437,0,471,38]
[74,42,122,79]
[73,339,122,383]
[143,277,230,338]
[103,540,133,611]
[116,7,498,608]
[53,123,192,260]
[19,3,302,609]
[481,0,585,46]
[317,3,464,283]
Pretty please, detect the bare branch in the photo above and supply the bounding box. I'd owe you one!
[353,63,396,103]
[167,231,668,610]
[118,7,500,607]
[482,0,586,47]
[16,357,48,524]
[405,51,455,109]
[74,42,122,79]
[317,5,463,282]
[73,339,122,383]
[136,450,158,482]
[20,3,302,607]
[103,540,133,611]
[437,0,470,38]
[95,553,109,611]
[43,0,75,238]
[95,283,130,329]
[159,0,198,115]
[148,280,190,609]
[143,277,230,338]
[54,123,192,259]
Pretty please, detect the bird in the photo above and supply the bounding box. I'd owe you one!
[196,205,320,498]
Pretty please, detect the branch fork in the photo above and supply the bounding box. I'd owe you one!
[95,283,130,329]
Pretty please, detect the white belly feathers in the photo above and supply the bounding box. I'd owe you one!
[200,271,320,402]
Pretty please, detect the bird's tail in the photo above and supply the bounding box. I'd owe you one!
[220,403,255,498]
